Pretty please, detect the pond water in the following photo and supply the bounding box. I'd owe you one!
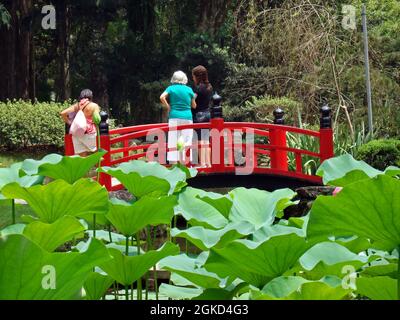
[0,147,62,168]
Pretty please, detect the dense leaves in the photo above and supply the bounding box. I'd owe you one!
[0,154,399,300]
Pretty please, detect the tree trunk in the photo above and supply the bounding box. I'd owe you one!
[198,0,232,35]
[0,0,16,100]
[15,0,34,100]
[56,0,71,101]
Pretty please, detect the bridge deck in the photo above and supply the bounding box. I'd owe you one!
[65,115,334,191]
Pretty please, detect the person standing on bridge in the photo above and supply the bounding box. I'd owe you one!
[160,71,197,164]
[60,89,100,157]
[192,65,213,168]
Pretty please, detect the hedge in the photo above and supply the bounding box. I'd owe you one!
[357,139,400,170]
[0,100,73,149]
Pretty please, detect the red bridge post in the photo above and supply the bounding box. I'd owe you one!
[98,111,112,190]
[210,93,225,172]
[270,108,288,171]
[64,124,74,156]
[319,104,334,163]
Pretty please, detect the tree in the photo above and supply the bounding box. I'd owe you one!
[56,0,71,101]
[198,0,234,35]
[0,0,34,100]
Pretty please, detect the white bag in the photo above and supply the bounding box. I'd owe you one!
[70,109,87,137]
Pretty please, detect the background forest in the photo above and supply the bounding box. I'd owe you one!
[0,0,399,157]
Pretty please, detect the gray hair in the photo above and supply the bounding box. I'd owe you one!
[171,71,188,85]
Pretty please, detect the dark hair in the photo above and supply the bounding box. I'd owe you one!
[192,65,212,92]
[79,89,93,101]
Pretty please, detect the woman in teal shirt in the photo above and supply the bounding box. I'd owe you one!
[160,71,197,163]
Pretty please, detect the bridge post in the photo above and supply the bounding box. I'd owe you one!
[319,104,334,163]
[64,123,74,156]
[98,111,112,190]
[210,93,225,172]
[270,108,288,171]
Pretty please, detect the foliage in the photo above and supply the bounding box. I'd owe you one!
[0,235,111,300]
[0,100,70,149]
[1,179,109,223]
[0,3,10,27]
[308,174,400,251]
[20,151,106,184]
[356,139,400,170]
[224,95,303,125]
[99,160,188,198]
[224,0,400,141]
[0,153,399,301]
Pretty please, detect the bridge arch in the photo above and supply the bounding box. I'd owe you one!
[65,100,334,191]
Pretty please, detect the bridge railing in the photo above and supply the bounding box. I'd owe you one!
[64,98,334,191]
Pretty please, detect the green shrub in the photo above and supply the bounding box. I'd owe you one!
[0,100,71,149]
[356,139,400,170]
[224,95,303,125]
[0,100,118,150]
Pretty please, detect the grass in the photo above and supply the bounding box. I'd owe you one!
[0,147,61,168]
[0,200,35,229]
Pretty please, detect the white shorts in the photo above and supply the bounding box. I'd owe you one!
[72,133,97,154]
[167,118,193,162]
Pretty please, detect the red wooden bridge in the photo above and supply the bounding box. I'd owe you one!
[65,99,334,192]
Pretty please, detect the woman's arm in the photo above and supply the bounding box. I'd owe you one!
[191,98,197,109]
[60,104,78,124]
[160,91,170,112]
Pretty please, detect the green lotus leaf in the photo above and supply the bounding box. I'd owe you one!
[83,272,114,300]
[98,160,187,197]
[196,193,233,219]
[100,242,179,286]
[177,187,228,229]
[106,195,176,237]
[171,221,254,251]
[20,151,106,184]
[172,163,198,179]
[297,242,373,280]
[105,243,144,256]
[23,215,86,252]
[254,276,308,299]
[331,236,372,253]
[361,261,398,279]
[0,163,44,199]
[20,214,39,224]
[252,224,305,243]
[86,230,126,243]
[159,283,203,300]
[287,215,309,229]
[317,154,384,186]
[384,166,400,177]
[194,288,241,300]
[159,253,226,289]
[253,276,350,300]
[229,188,295,229]
[204,234,311,288]
[307,175,400,251]
[1,179,109,223]
[0,223,26,237]
[356,276,397,300]
[300,242,369,270]
[0,235,111,300]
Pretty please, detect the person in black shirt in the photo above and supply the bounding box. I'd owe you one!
[192,65,213,167]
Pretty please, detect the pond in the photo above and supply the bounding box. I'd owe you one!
[0,147,62,168]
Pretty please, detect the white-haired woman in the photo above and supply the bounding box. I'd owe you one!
[160,71,197,163]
